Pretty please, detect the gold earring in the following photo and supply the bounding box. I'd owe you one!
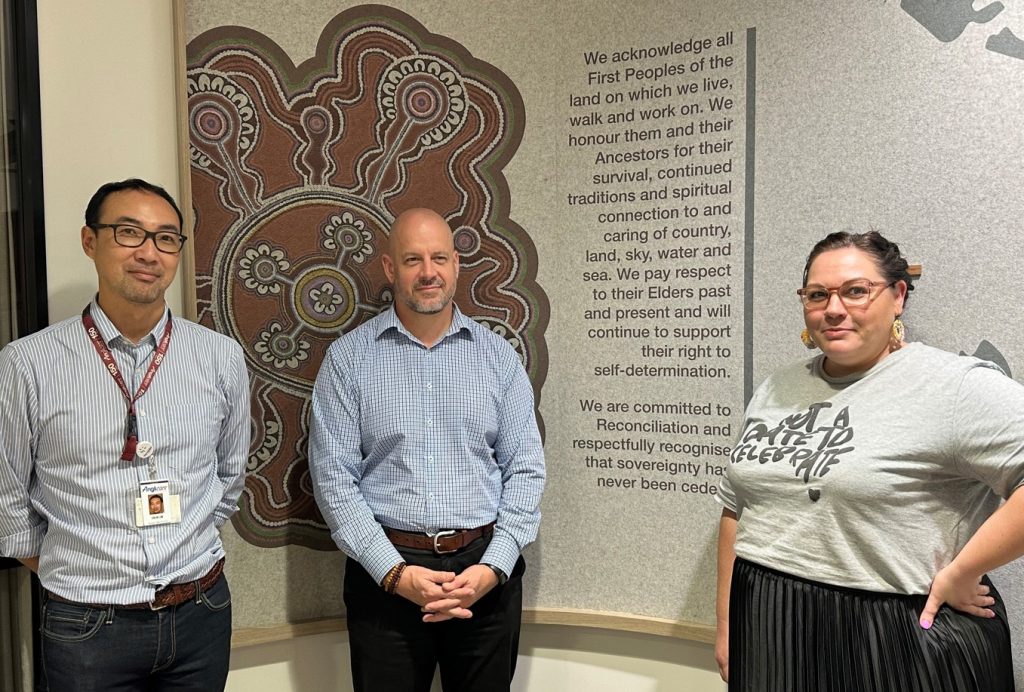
[800,328,817,349]
[890,318,905,351]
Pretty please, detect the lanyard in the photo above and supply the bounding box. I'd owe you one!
[81,305,172,461]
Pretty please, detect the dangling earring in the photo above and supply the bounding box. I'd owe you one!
[800,328,817,350]
[889,318,905,351]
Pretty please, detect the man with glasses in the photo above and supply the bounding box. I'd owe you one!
[0,179,249,690]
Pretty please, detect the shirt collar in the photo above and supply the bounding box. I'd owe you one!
[88,298,171,347]
[374,304,474,346]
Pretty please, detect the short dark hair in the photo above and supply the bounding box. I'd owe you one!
[84,178,184,230]
[802,230,915,306]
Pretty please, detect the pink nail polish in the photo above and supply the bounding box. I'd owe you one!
[920,619,932,629]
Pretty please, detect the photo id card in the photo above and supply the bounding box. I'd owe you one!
[135,479,181,526]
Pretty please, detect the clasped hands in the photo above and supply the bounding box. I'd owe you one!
[395,563,498,623]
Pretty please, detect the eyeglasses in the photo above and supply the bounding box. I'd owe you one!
[89,224,187,254]
[796,279,895,309]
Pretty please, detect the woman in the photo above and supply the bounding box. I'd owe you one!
[716,231,1024,691]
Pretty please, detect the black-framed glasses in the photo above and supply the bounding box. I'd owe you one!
[796,279,895,310]
[89,223,187,254]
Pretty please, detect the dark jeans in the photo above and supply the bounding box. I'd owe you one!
[344,537,526,692]
[39,575,232,692]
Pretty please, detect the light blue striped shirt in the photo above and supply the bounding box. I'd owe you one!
[0,301,249,604]
[309,306,545,583]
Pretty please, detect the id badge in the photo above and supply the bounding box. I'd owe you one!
[135,480,181,526]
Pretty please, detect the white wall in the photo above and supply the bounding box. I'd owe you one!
[37,0,183,321]
[34,1,722,690]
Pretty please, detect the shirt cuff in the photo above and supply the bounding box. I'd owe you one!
[481,532,519,577]
[359,532,405,585]
[0,524,45,560]
[213,500,240,528]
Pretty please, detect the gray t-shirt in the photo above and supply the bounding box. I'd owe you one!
[718,342,1024,594]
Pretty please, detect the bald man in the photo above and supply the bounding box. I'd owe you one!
[309,209,545,692]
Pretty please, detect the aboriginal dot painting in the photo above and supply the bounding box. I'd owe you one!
[187,5,549,548]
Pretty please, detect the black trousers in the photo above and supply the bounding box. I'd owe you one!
[344,536,525,692]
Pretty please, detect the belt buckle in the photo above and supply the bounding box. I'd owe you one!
[430,529,458,554]
[149,585,176,610]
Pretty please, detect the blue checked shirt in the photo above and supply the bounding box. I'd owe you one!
[309,306,545,583]
[0,301,249,604]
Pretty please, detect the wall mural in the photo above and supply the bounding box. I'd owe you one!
[186,4,548,548]
[963,341,1012,378]
[901,0,1024,59]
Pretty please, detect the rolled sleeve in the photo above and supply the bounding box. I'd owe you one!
[0,346,46,558]
[213,343,250,527]
[0,524,45,559]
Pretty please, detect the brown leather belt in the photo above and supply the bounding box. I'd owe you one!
[384,523,494,554]
[47,558,225,611]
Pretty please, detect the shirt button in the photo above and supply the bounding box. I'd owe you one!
[148,537,155,544]
[427,383,433,390]
[426,419,432,426]
[427,456,434,462]
[429,493,434,499]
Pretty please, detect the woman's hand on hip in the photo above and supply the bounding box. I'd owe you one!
[919,562,995,629]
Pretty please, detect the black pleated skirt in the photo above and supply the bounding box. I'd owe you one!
[729,558,1015,692]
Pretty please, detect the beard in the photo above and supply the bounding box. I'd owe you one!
[398,279,454,315]
[118,275,168,305]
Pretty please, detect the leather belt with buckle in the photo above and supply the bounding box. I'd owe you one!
[47,558,225,611]
[384,523,495,554]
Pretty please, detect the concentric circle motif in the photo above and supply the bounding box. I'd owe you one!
[379,56,468,146]
[334,225,365,251]
[453,226,481,255]
[193,104,231,143]
[271,333,299,359]
[252,257,278,281]
[303,107,329,134]
[405,84,441,121]
[293,266,357,330]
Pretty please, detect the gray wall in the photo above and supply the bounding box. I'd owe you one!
[188,0,1024,681]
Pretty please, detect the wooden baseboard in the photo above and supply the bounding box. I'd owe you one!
[232,608,715,648]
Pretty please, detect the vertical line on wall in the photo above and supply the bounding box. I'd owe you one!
[6,0,48,338]
[172,0,198,321]
[743,27,756,406]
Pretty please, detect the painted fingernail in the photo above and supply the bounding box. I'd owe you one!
[920,619,932,629]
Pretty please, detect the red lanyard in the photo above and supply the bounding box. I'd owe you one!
[81,306,172,461]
